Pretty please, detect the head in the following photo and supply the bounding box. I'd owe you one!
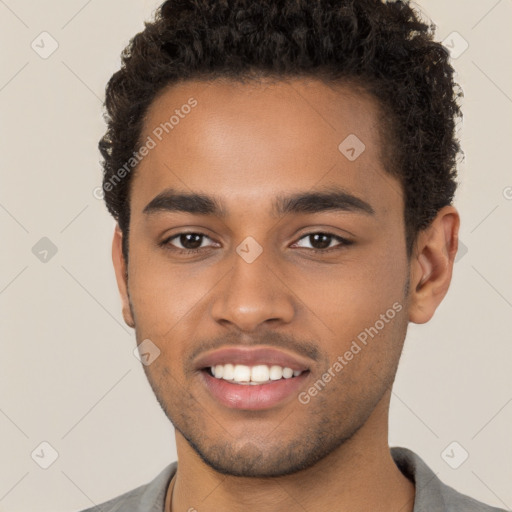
[103,0,462,477]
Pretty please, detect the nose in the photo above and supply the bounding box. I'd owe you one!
[209,249,296,332]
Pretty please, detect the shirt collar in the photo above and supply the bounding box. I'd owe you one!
[391,446,447,511]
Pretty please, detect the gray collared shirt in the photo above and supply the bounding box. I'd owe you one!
[78,446,507,511]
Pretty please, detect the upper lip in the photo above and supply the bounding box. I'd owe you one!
[194,346,312,372]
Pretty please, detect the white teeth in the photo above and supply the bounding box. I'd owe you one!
[222,363,235,380]
[233,364,251,382]
[251,365,270,382]
[282,367,293,379]
[269,365,283,380]
[208,364,303,384]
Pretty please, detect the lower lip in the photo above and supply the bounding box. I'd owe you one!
[200,370,309,410]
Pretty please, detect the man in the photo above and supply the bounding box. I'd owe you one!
[80,0,505,510]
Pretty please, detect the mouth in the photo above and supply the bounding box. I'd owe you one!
[199,367,310,410]
[194,346,312,410]
[205,363,306,384]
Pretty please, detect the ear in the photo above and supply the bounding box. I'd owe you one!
[408,205,460,324]
[112,224,135,328]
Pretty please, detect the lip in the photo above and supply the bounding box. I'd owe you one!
[194,346,313,410]
[193,346,312,372]
[200,369,310,410]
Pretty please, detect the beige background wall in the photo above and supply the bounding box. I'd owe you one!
[1,1,511,510]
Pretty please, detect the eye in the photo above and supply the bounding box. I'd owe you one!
[161,232,217,253]
[160,231,353,256]
[292,232,353,253]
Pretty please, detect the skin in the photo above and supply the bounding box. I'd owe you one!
[111,78,459,511]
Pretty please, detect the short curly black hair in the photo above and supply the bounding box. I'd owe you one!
[99,0,463,263]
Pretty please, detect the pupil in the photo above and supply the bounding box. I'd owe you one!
[311,233,331,249]
[181,233,202,249]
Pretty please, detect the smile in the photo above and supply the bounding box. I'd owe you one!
[209,363,303,384]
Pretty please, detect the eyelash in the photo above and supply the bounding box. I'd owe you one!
[160,231,353,255]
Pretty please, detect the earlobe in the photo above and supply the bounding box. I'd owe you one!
[112,224,135,328]
[408,206,460,324]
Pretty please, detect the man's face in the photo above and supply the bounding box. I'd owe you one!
[119,78,411,477]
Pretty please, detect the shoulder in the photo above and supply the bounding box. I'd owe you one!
[390,447,507,512]
[75,462,177,512]
[439,477,507,512]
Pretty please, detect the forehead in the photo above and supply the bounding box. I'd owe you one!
[131,78,402,218]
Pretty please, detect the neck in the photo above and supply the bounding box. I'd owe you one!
[168,390,415,512]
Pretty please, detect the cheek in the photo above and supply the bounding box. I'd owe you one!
[292,249,406,335]
[293,249,408,384]
[127,247,208,335]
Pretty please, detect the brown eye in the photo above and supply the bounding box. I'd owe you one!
[293,232,352,252]
[175,233,204,249]
[162,232,216,253]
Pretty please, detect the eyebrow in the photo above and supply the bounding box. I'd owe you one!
[142,186,375,218]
